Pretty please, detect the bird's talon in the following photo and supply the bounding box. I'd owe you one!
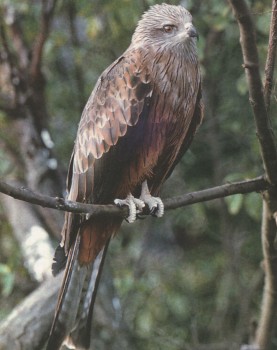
[114,194,144,223]
[133,198,145,212]
[139,180,164,218]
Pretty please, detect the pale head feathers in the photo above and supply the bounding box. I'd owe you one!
[132,3,197,52]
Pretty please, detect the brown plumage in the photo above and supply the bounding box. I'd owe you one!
[47,4,203,349]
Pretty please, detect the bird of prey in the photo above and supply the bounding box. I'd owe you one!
[47,3,203,349]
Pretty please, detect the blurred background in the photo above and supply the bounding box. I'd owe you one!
[0,0,275,349]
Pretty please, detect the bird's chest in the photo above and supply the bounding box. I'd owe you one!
[153,59,198,118]
[121,55,200,191]
[149,61,199,142]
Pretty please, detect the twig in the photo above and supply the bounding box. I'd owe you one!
[264,0,277,112]
[0,176,269,218]
[228,0,277,185]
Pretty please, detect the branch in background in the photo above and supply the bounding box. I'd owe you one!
[0,261,134,350]
[67,1,87,112]
[0,183,54,282]
[0,176,269,218]
[5,9,29,70]
[0,17,23,105]
[228,0,277,185]
[228,1,277,349]
[29,0,58,81]
[0,274,62,350]
[255,199,277,350]
[264,0,277,112]
[0,18,14,71]
[256,2,277,349]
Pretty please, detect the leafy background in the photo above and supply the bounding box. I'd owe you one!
[0,0,276,349]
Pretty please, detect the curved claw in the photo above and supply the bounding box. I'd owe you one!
[114,181,164,222]
[146,196,164,217]
[140,181,164,218]
[114,194,145,223]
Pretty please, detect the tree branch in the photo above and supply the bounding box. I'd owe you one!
[67,1,87,112]
[0,182,54,282]
[0,176,269,219]
[0,262,134,350]
[228,1,277,349]
[29,0,58,81]
[255,199,277,350]
[164,176,268,210]
[0,273,61,350]
[3,5,29,70]
[0,18,22,105]
[0,180,127,217]
[228,0,277,185]
[264,0,277,112]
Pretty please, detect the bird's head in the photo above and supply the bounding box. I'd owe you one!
[132,3,198,51]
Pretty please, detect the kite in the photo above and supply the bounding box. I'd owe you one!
[47,4,203,349]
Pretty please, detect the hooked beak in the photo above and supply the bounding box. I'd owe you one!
[186,24,199,40]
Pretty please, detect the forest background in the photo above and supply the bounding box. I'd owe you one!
[0,0,276,349]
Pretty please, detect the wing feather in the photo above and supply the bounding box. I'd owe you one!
[62,49,153,253]
[76,51,152,170]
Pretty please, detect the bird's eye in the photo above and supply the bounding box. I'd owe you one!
[162,25,175,33]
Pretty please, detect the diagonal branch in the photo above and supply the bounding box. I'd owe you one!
[164,176,268,209]
[0,176,269,219]
[228,0,277,185]
[264,0,277,112]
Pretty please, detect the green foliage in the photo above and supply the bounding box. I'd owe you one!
[0,211,35,321]
[1,0,275,347]
[0,263,15,297]
[225,194,244,215]
[0,149,12,177]
[43,0,273,346]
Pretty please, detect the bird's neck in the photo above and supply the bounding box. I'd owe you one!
[147,44,199,81]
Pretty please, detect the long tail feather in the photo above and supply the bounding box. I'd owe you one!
[68,238,111,349]
[47,233,111,350]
